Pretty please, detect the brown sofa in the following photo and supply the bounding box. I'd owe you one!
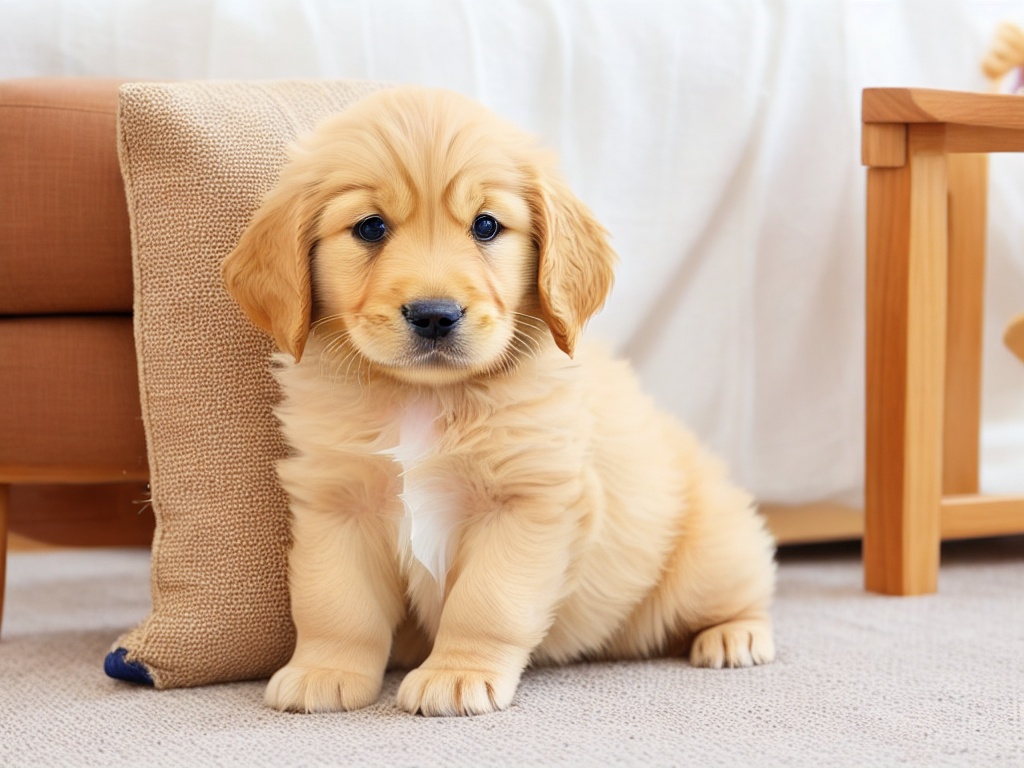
[0,79,155,633]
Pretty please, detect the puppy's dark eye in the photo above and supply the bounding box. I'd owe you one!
[354,216,387,243]
[471,214,501,242]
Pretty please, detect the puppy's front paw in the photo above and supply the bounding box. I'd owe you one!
[265,664,382,713]
[396,666,518,716]
[689,619,775,669]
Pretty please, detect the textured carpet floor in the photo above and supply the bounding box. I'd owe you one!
[1,538,1022,767]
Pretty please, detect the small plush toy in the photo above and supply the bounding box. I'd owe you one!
[982,21,1024,91]
[982,23,1024,365]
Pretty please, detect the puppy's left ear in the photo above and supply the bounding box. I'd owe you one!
[530,169,617,358]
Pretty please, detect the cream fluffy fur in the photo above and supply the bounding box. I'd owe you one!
[223,86,776,717]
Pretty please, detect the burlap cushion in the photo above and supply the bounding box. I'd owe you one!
[109,80,383,688]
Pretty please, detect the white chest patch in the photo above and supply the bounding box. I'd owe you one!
[379,399,460,591]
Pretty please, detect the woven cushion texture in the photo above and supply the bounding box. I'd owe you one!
[115,80,382,687]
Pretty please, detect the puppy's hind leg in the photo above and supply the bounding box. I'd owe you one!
[659,451,777,669]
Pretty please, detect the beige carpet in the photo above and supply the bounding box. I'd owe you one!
[1,538,1022,767]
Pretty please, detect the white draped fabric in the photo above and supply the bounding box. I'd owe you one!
[3,0,1021,505]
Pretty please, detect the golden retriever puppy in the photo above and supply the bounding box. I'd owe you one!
[222,86,776,717]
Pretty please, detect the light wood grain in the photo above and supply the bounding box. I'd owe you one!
[864,124,947,596]
[943,153,987,495]
[863,88,1024,130]
[941,495,1024,539]
[862,122,906,167]
[944,123,1024,154]
[764,498,1024,544]
[865,162,911,595]
[900,125,949,594]
[863,89,1024,154]
[760,503,863,545]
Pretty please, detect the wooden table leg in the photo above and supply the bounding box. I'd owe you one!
[864,124,948,595]
[943,153,987,495]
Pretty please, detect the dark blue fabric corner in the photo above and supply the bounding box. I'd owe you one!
[104,647,154,686]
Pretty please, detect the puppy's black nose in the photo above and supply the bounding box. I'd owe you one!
[402,299,464,339]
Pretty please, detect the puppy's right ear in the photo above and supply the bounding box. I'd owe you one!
[529,168,617,359]
[222,177,316,363]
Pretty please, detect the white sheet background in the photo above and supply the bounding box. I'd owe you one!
[3,0,1021,506]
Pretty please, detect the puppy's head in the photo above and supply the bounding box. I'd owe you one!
[223,87,615,385]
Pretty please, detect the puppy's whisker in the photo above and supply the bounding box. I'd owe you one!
[324,331,352,352]
[313,329,350,354]
[506,340,532,366]
[329,350,358,385]
[349,352,371,390]
[511,318,546,334]
[492,335,533,376]
[335,347,363,387]
[511,311,545,322]
[511,311,548,329]
[313,327,367,389]
[513,327,547,348]
[510,329,541,362]
[318,331,356,381]
[311,313,357,332]
[321,336,351,359]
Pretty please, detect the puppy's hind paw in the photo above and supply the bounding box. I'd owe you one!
[689,618,775,669]
[265,664,382,713]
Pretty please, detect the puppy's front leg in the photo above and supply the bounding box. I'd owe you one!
[397,504,571,716]
[266,506,403,713]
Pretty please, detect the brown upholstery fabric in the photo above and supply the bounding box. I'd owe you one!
[0,78,133,315]
[9,483,154,546]
[0,316,147,476]
[115,80,382,688]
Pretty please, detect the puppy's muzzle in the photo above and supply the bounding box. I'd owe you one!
[401,299,465,340]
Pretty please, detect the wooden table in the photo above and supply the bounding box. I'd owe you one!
[863,88,1024,595]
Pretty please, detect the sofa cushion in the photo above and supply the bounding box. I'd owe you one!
[0,316,147,479]
[0,79,133,315]
[8,483,154,547]
[112,80,382,688]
